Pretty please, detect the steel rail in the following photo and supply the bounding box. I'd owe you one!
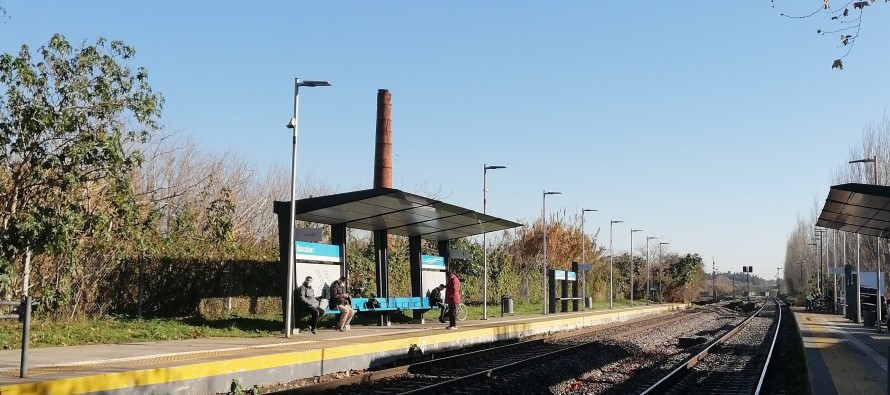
[273,306,700,394]
[754,298,782,395]
[640,298,777,395]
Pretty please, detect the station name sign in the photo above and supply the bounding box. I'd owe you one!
[294,241,341,263]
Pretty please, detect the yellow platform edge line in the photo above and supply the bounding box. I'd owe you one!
[0,304,681,395]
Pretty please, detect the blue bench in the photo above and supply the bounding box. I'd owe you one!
[322,297,437,315]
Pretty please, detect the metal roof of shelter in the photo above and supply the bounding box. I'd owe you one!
[816,183,890,238]
[286,187,523,241]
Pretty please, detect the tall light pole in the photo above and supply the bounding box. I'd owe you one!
[542,191,561,315]
[851,156,878,328]
[630,229,642,306]
[581,208,597,310]
[659,242,670,302]
[609,220,623,308]
[284,78,330,337]
[646,236,657,304]
[482,164,506,320]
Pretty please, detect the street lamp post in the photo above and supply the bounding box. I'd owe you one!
[851,156,879,329]
[659,242,670,302]
[284,78,330,337]
[646,236,657,304]
[609,220,623,308]
[581,208,597,310]
[542,191,561,315]
[630,229,642,306]
[482,164,506,320]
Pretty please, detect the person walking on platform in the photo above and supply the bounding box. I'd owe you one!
[805,291,814,312]
[429,284,446,323]
[445,271,461,330]
[330,276,355,332]
[297,276,325,334]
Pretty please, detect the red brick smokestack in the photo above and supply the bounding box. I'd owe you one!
[374,89,392,189]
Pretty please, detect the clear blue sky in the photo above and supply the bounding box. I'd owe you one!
[3,2,890,278]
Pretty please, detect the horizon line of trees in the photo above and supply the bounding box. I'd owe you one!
[1,35,708,319]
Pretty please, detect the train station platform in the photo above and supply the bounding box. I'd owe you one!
[794,308,889,395]
[0,303,684,395]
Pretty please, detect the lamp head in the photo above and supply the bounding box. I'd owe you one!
[582,208,597,213]
[631,229,642,233]
[611,220,623,224]
[485,165,507,170]
[298,80,331,87]
[544,191,562,196]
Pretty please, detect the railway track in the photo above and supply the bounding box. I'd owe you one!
[266,300,782,395]
[269,307,698,394]
[642,298,781,395]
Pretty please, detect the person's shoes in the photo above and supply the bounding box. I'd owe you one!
[438,318,445,323]
[310,328,317,334]
[345,325,351,330]
[446,326,457,330]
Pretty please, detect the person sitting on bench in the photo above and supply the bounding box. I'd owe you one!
[330,276,355,332]
[429,284,446,323]
[296,276,325,334]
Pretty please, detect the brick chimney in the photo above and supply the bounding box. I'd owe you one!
[374,89,392,188]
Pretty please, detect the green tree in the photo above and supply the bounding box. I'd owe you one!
[0,34,163,297]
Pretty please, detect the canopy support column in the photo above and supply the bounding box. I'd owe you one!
[409,236,424,323]
[331,224,347,281]
[374,230,390,326]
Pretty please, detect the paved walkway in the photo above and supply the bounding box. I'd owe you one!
[795,308,889,395]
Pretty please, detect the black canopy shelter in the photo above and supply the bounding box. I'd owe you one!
[816,183,890,238]
[273,187,523,327]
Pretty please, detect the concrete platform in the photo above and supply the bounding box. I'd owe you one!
[794,308,889,395]
[0,303,684,395]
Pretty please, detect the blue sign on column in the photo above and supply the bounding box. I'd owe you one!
[421,255,446,270]
[554,270,577,281]
[294,241,341,263]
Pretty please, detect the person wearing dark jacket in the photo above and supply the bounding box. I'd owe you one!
[429,284,446,323]
[445,271,461,329]
[296,276,325,334]
[330,276,355,331]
